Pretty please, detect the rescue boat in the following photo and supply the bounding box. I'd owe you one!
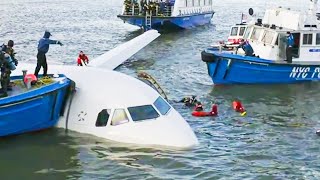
[117,0,215,31]
[0,73,71,137]
[202,0,320,84]
[191,104,218,117]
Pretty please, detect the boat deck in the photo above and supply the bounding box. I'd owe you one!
[6,76,66,98]
[205,47,320,66]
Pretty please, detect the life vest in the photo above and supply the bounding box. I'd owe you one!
[232,101,245,112]
[24,74,37,84]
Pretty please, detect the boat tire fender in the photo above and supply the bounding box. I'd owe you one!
[201,51,217,63]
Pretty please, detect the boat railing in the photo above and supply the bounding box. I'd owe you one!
[123,1,173,17]
[177,6,213,16]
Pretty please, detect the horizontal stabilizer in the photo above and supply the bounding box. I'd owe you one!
[89,30,160,70]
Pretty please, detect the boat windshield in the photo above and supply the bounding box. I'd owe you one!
[243,26,252,40]
[153,96,171,115]
[128,105,160,121]
[230,27,238,36]
[239,26,246,36]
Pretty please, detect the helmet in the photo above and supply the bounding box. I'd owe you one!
[8,40,14,47]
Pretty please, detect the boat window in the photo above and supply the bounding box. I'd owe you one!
[153,96,171,115]
[95,109,111,127]
[111,109,129,126]
[261,30,275,44]
[303,33,313,45]
[128,105,160,121]
[209,0,212,5]
[250,28,262,41]
[316,33,320,45]
[239,27,246,36]
[230,27,238,36]
[243,26,252,39]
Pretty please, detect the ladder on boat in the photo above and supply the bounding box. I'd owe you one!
[145,13,152,30]
[137,72,168,101]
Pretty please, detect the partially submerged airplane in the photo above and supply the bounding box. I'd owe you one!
[12,30,199,149]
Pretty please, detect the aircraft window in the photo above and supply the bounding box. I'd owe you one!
[230,27,238,36]
[316,33,320,45]
[153,96,171,115]
[250,28,262,41]
[243,26,252,39]
[261,30,274,44]
[111,109,129,126]
[128,105,160,122]
[95,109,111,127]
[303,33,313,45]
[239,27,246,36]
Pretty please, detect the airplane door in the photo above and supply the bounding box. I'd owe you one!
[278,33,287,60]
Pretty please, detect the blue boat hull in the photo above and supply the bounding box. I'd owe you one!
[201,50,320,84]
[117,13,214,30]
[0,76,71,137]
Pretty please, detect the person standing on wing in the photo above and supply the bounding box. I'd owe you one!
[34,31,63,78]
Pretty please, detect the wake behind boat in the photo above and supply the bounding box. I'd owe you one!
[202,0,320,84]
[117,0,214,30]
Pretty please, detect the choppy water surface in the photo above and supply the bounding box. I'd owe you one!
[1,0,320,179]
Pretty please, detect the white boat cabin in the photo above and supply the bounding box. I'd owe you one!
[240,1,320,62]
[227,24,247,44]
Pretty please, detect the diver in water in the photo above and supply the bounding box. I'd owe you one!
[179,95,199,107]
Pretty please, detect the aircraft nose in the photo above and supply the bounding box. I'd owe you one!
[152,110,199,149]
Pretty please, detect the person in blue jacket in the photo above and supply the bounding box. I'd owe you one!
[34,31,63,78]
[238,39,254,56]
[285,31,294,63]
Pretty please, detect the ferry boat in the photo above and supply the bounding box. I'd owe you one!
[117,0,215,30]
[0,72,72,137]
[201,0,320,84]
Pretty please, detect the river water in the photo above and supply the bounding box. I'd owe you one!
[1,0,320,179]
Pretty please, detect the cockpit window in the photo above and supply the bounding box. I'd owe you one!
[230,27,238,36]
[153,96,171,115]
[95,109,110,127]
[111,109,129,126]
[239,27,246,36]
[127,105,160,122]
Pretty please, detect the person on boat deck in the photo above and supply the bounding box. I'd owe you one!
[34,31,63,78]
[238,39,254,56]
[77,51,89,66]
[0,40,18,97]
[285,31,294,63]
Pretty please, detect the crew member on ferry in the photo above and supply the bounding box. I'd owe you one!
[285,31,294,63]
[238,39,254,56]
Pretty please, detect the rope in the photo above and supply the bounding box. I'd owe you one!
[137,71,168,100]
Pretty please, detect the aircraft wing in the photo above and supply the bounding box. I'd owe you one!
[89,30,160,70]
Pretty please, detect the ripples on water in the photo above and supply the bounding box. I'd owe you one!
[1,0,320,179]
